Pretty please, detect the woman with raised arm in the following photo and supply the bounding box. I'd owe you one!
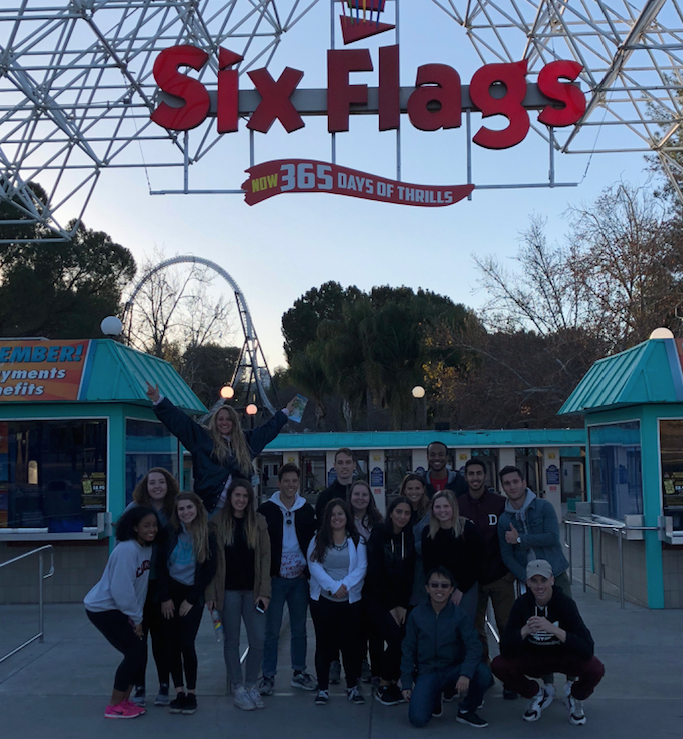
[308,500,367,707]
[145,381,296,515]
[156,492,217,716]
[84,506,158,719]
[126,468,179,709]
[205,478,271,712]
[365,496,416,707]
[421,490,483,622]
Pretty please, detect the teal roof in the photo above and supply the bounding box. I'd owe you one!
[265,427,585,451]
[84,340,206,413]
[559,338,683,415]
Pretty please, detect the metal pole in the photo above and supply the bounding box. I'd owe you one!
[618,529,625,609]
[597,527,603,600]
[39,551,44,642]
[567,522,573,585]
[582,525,586,593]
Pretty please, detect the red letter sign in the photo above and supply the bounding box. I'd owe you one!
[327,49,374,132]
[407,64,461,131]
[150,45,210,131]
[470,60,529,149]
[247,67,305,133]
[379,45,400,131]
[537,60,585,127]
[217,47,244,134]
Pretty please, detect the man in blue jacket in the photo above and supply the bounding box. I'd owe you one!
[400,567,491,728]
[497,466,571,597]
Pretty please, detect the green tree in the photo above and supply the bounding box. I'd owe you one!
[179,342,240,408]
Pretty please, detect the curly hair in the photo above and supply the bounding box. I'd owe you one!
[132,467,179,522]
[115,506,157,544]
[310,499,360,563]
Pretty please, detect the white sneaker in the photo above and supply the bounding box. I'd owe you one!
[247,687,265,709]
[234,685,256,711]
[565,694,586,725]
[544,683,557,702]
[523,687,553,722]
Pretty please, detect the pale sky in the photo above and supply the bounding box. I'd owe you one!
[79,1,656,370]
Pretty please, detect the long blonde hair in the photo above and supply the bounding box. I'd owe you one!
[428,490,465,539]
[170,492,211,563]
[206,404,254,477]
[215,478,258,549]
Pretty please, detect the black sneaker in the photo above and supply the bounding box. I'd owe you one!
[169,692,186,714]
[432,694,443,717]
[375,684,402,706]
[347,686,365,705]
[315,689,329,705]
[457,710,489,728]
[181,694,197,715]
[155,684,170,706]
[131,685,146,707]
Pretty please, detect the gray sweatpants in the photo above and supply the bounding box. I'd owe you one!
[222,590,265,688]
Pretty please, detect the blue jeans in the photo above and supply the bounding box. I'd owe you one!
[409,662,492,728]
[262,576,309,677]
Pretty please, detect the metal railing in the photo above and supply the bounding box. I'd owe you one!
[563,518,660,609]
[0,545,55,663]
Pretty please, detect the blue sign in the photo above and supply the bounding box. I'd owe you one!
[546,464,560,485]
[414,466,425,476]
[327,468,338,486]
[370,466,384,487]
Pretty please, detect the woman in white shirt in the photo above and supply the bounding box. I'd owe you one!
[307,500,367,707]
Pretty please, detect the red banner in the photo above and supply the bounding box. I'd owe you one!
[242,159,474,207]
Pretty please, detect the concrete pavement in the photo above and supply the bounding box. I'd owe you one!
[1,579,682,739]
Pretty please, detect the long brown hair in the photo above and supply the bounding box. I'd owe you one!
[132,467,179,522]
[400,473,429,520]
[205,404,254,477]
[214,478,258,549]
[428,490,465,539]
[347,480,383,532]
[170,492,211,563]
[311,499,360,563]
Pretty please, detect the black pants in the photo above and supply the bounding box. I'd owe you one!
[86,609,146,693]
[361,600,384,678]
[365,598,406,682]
[136,581,170,688]
[162,579,204,691]
[310,598,362,690]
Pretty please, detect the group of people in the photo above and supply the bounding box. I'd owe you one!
[84,389,605,727]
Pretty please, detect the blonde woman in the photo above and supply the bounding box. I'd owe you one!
[145,382,296,515]
[421,490,483,622]
[157,492,217,715]
[205,478,271,712]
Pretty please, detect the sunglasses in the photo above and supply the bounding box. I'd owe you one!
[428,582,452,590]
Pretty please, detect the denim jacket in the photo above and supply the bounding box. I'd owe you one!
[497,494,569,582]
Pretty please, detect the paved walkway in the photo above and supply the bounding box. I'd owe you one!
[1,579,682,739]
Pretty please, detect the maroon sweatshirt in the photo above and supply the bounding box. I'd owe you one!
[458,490,509,585]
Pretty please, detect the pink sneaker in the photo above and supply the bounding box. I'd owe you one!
[105,701,145,719]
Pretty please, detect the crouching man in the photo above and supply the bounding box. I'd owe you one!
[491,560,605,726]
[400,566,491,728]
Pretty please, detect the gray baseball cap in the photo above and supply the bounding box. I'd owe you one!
[526,559,553,580]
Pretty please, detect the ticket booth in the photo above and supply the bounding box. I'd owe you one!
[0,338,205,603]
[560,333,683,608]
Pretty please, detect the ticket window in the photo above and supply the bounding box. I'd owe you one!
[660,420,683,532]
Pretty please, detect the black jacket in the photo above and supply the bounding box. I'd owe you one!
[156,528,218,606]
[258,497,317,577]
[501,588,595,661]
[422,521,483,594]
[364,525,416,610]
[153,397,288,512]
[315,479,352,521]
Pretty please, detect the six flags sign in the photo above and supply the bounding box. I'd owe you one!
[150,44,586,207]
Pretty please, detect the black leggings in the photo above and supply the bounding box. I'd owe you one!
[136,581,169,688]
[310,598,362,691]
[365,599,406,682]
[163,579,204,691]
[86,609,146,692]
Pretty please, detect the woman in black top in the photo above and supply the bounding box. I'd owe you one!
[364,496,416,706]
[421,490,483,622]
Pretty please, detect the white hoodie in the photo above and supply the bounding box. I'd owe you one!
[271,490,307,578]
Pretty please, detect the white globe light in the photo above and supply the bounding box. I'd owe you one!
[649,327,674,340]
[220,385,235,399]
[412,385,426,399]
[246,403,258,415]
[100,316,123,336]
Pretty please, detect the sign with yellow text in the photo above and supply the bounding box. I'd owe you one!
[0,340,92,401]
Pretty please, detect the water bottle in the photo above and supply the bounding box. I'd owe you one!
[211,609,224,642]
